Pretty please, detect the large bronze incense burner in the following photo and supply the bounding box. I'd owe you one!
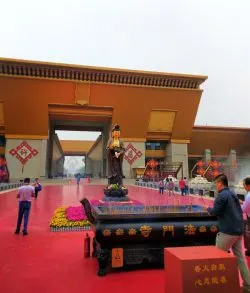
[81,199,218,276]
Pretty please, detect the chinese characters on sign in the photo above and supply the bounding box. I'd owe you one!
[163,225,175,237]
[184,224,218,235]
[140,225,152,238]
[210,225,218,233]
[199,225,207,233]
[111,248,123,268]
[102,224,218,237]
[128,228,137,236]
[102,229,112,237]
[194,276,227,286]
[194,264,226,273]
[102,225,153,237]
[194,263,227,287]
[184,224,196,235]
[115,228,124,236]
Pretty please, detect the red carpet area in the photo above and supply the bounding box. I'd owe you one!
[0,183,248,293]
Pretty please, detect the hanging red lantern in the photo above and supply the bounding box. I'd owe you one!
[197,168,205,175]
[151,170,157,177]
[212,170,220,177]
[0,157,5,166]
[146,159,158,169]
[210,160,221,169]
[196,160,205,167]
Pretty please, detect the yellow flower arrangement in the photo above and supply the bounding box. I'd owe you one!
[50,207,91,231]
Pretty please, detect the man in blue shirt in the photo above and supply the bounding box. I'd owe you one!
[207,174,250,293]
[76,173,81,185]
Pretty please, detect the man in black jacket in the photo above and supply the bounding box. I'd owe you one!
[207,174,250,293]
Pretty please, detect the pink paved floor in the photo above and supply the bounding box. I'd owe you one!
[0,182,246,293]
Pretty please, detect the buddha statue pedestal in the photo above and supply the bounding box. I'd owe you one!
[103,186,129,202]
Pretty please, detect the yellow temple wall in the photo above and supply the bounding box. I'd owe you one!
[0,63,206,179]
[0,77,75,137]
[0,76,202,141]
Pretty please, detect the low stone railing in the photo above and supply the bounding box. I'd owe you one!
[0,182,23,192]
[135,180,216,198]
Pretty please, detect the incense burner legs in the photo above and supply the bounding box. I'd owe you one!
[97,248,109,276]
[92,237,98,257]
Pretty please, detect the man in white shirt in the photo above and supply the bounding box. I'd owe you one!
[241,177,250,217]
[15,178,35,236]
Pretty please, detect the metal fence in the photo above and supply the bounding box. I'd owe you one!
[0,182,23,192]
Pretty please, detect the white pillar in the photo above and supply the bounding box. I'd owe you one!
[85,157,93,175]
[203,149,211,163]
[166,143,189,179]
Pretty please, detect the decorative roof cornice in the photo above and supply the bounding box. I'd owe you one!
[0,58,207,90]
[193,125,250,132]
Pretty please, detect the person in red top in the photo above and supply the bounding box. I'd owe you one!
[179,178,186,196]
[15,177,35,236]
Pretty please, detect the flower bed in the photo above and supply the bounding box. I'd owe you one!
[50,207,91,232]
[50,199,143,232]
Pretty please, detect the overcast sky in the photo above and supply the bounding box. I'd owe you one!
[55,130,101,140]
[1,0,250,137]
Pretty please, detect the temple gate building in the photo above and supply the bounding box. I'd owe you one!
[0,58,250,181]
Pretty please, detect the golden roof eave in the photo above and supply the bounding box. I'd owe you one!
[0,57,207,89]
[48,104,113,122]
[193,125,250,132]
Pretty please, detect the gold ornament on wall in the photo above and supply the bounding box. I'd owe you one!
[75,83,90,106]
